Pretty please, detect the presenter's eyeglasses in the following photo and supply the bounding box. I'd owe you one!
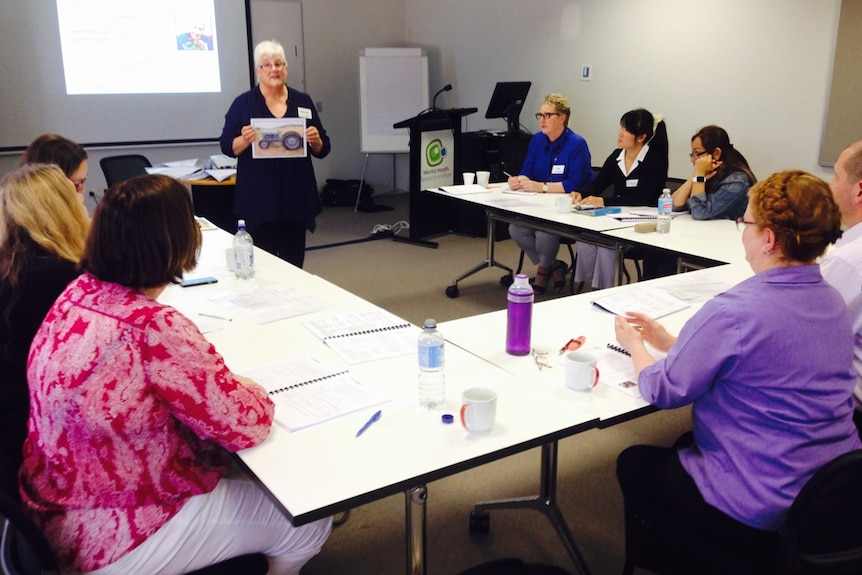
[735,217,757,231]
[689,150,710,160]
[258,61,286,71]
[535,112,561,121]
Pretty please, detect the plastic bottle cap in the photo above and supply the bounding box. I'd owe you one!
[441,414,454,424]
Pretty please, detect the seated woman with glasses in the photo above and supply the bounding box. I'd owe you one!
[672,124,757,221]
[20,133,90,196]
[0,164,89,497]
[20,174,331,574]
[569,108,668,290]
[507,93,593,293]
[613,170,859,572]
[645,124,758,280]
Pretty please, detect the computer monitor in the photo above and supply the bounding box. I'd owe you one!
[484,81,531,134]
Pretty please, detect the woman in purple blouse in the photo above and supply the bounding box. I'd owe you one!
[614,170,860,571]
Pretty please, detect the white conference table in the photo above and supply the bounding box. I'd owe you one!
[603,215,746,272]
[440,263,753,426]
[428,188,642,297]
[160,228,600,575]
[429,187,748,297]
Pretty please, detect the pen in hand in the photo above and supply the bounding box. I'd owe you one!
[355,410,382,438]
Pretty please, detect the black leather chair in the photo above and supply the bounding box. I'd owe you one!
[99,154,152,188]
[621,449,862,575]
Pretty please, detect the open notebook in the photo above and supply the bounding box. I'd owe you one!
[302,310,416,364]
[241,355,391,431]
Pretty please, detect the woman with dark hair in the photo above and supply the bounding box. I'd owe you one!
[20,133,90,195]
[614,170,859,572]
[672,124,756,220]
[20,174,331,574]
[571,108,668,289]
[0,164,89,495]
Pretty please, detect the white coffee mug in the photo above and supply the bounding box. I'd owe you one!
[565,351,599,391]
[460,387,497,433]
[463,172,475,185]
[476,170,491,187]
[555,195,572,213]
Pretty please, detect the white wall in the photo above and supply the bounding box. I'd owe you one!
[406,0,841,182]
[1,0,843,195]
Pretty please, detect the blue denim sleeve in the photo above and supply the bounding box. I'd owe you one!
[688,171,750,220]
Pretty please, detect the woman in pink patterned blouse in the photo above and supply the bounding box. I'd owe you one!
[20,174,331,574]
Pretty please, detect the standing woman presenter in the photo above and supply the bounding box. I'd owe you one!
[220,39,330,268]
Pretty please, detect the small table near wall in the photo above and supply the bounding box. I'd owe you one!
[186,175,236,232]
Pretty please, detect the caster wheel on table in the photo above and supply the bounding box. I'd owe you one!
[445,285,460,298]
[500,274,514,286]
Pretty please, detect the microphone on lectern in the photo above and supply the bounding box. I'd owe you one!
[432,84,452,110]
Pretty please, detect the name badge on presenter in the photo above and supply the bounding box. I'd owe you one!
[551,164,565,175]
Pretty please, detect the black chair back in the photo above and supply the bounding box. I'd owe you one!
[99,154,151,188]
[777,449,862,574]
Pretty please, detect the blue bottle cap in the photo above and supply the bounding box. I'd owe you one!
[441,414,454,424]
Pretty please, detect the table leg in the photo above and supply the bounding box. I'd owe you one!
[405,485,428,575]
[446,212,514,297]
[470,442,592,575]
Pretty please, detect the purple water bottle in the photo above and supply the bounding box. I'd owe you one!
[506,273,534,355]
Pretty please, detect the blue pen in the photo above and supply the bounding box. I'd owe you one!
[355,410,382,438]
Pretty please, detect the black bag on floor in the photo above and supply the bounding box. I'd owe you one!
[321,178,374,208]
[455,558,572,575]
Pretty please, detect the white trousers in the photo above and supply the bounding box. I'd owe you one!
[86,474,332,575]
[572,243,616,289]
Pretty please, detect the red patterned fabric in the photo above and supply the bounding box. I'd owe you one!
[20,274,274,572]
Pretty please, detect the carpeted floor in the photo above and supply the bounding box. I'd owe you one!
[300,192,686,575]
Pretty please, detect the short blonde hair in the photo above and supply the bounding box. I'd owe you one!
[0,164,89,266]
[254,40,287,68]
[542,93,571,127]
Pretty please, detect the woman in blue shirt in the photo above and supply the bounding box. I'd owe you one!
[220,40,330,268]
[507,93,592,293]
[614,170,858,571]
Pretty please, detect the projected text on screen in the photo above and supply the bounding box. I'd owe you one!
[57,0,221,95]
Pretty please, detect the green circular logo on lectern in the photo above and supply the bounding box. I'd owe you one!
[425,139,446,167]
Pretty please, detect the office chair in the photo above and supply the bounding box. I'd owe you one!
[99,154,152,189]
[0,451,267,575]
[620,448,862,575]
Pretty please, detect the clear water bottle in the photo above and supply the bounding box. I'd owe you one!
[656,187,672,234]
[418,318,445,409]
[506,273,533,355]
[233,219,255,279]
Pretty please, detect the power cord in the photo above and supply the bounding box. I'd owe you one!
[370,220,410,236]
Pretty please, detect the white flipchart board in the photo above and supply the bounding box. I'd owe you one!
[359,48,429,154]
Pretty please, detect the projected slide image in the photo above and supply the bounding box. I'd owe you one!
[57,0,220,95]
[252,118,307,159]
[176,16,214,51]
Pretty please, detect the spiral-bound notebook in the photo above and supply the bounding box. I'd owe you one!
[302,310,416,364]
[240,355,392,431]
[595,343,666,399]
